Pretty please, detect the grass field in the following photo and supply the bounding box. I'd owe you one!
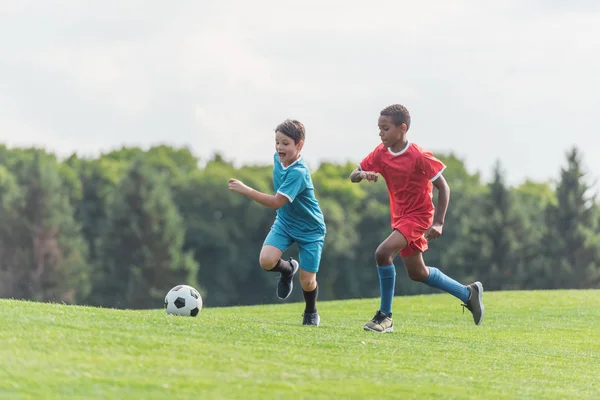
[1,290,599,399]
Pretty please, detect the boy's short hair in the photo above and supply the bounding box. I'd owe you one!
[275,119,305,144]
[380,104,411,130]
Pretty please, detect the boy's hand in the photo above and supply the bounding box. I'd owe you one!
[360,171,379,182]
[424,222,443,240]
[228,178,251,195]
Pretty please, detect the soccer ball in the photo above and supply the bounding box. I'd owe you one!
[164,285,202,317]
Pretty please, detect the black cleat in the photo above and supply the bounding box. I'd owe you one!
[276,258,299,300]
[302,312,320,326]
[363,310,393,333]
[462,281,484,325]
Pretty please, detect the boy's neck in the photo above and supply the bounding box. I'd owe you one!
[389,139,409,153]
[282,154,301,167]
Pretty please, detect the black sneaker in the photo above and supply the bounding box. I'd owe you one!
[302,312,320,326]
[276,258,299,300]
[462,281,484,325]
[363,310,393,333]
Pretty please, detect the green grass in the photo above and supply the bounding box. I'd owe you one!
[1,290,599,400]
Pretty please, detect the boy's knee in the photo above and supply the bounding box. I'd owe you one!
[259,253,278,270]
[375,246,394,266]
[299,272,317,291]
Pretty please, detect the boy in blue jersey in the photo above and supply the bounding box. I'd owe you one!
[228,119,326,326]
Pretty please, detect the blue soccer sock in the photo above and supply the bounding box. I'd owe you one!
[377,264,396,315]
[424,266,470,303]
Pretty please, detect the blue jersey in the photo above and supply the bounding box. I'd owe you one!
[272,153,326,240]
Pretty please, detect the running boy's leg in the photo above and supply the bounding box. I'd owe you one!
[297,237,324,326]
[401,251,484,325]
[397,216,485,326]
[364,230,407,333]
[262,223,299,300]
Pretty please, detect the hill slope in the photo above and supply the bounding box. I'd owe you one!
[1,290,599,399]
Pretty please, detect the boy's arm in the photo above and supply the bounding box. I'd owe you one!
[432,174,450,225]
[425,174,450,240]
[350,168,363,183]
[246,189,289,210]
[350,168,378,183]
[228,179,288,210]
[351,149,380,183]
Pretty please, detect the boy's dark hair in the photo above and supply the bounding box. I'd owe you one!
[275,119,305,144]
[380,104,411,130]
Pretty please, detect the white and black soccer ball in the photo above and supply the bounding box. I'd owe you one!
[164,285,202,317]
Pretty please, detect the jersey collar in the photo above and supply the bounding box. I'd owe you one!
[280,155,303,170]
[387,141,410,156]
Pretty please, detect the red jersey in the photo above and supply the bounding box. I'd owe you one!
[359,142,446,226]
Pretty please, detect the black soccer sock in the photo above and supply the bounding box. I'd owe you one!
[270,258,293,275]
[303,285,318,314]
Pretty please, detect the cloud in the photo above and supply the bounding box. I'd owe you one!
[0,1,599,184]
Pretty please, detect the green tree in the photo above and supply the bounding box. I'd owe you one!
[65,156,121,263]
[533,147,600,288]
[0,149,89,302]
[176,154,276,307]
[100,145,198,192]
[93,156,199,309]
[514,180,556,209]
[477,161,531,289]
[0,165,25,297]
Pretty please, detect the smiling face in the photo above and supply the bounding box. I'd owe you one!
[274,119,306,166]
[275,130,303,166]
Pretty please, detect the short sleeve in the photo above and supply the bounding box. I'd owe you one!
[358,147,382,174]
[418,150,446,181]
[277,168,307,203]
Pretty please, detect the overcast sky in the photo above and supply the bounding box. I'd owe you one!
[1,0,599,185]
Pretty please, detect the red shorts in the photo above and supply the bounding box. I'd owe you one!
[393,216,431,257]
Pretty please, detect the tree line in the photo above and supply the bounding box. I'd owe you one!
[0,144,598,309]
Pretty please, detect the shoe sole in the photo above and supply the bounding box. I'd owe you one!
[363,325,394,333]
[276,260,299,300]
[473,281,484,325]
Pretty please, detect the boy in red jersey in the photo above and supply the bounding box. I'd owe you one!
[350,104,484,333]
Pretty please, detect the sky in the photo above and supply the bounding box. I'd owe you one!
[1,0,599,186]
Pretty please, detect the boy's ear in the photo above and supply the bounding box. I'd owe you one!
[400,123,408,134]
[297,139,305,151]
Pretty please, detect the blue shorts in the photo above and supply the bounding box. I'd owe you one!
[263,222,325,273]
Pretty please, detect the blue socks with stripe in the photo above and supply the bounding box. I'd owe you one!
[377,264,469,315]
[377,264,396,315]
[425,266,470,303]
